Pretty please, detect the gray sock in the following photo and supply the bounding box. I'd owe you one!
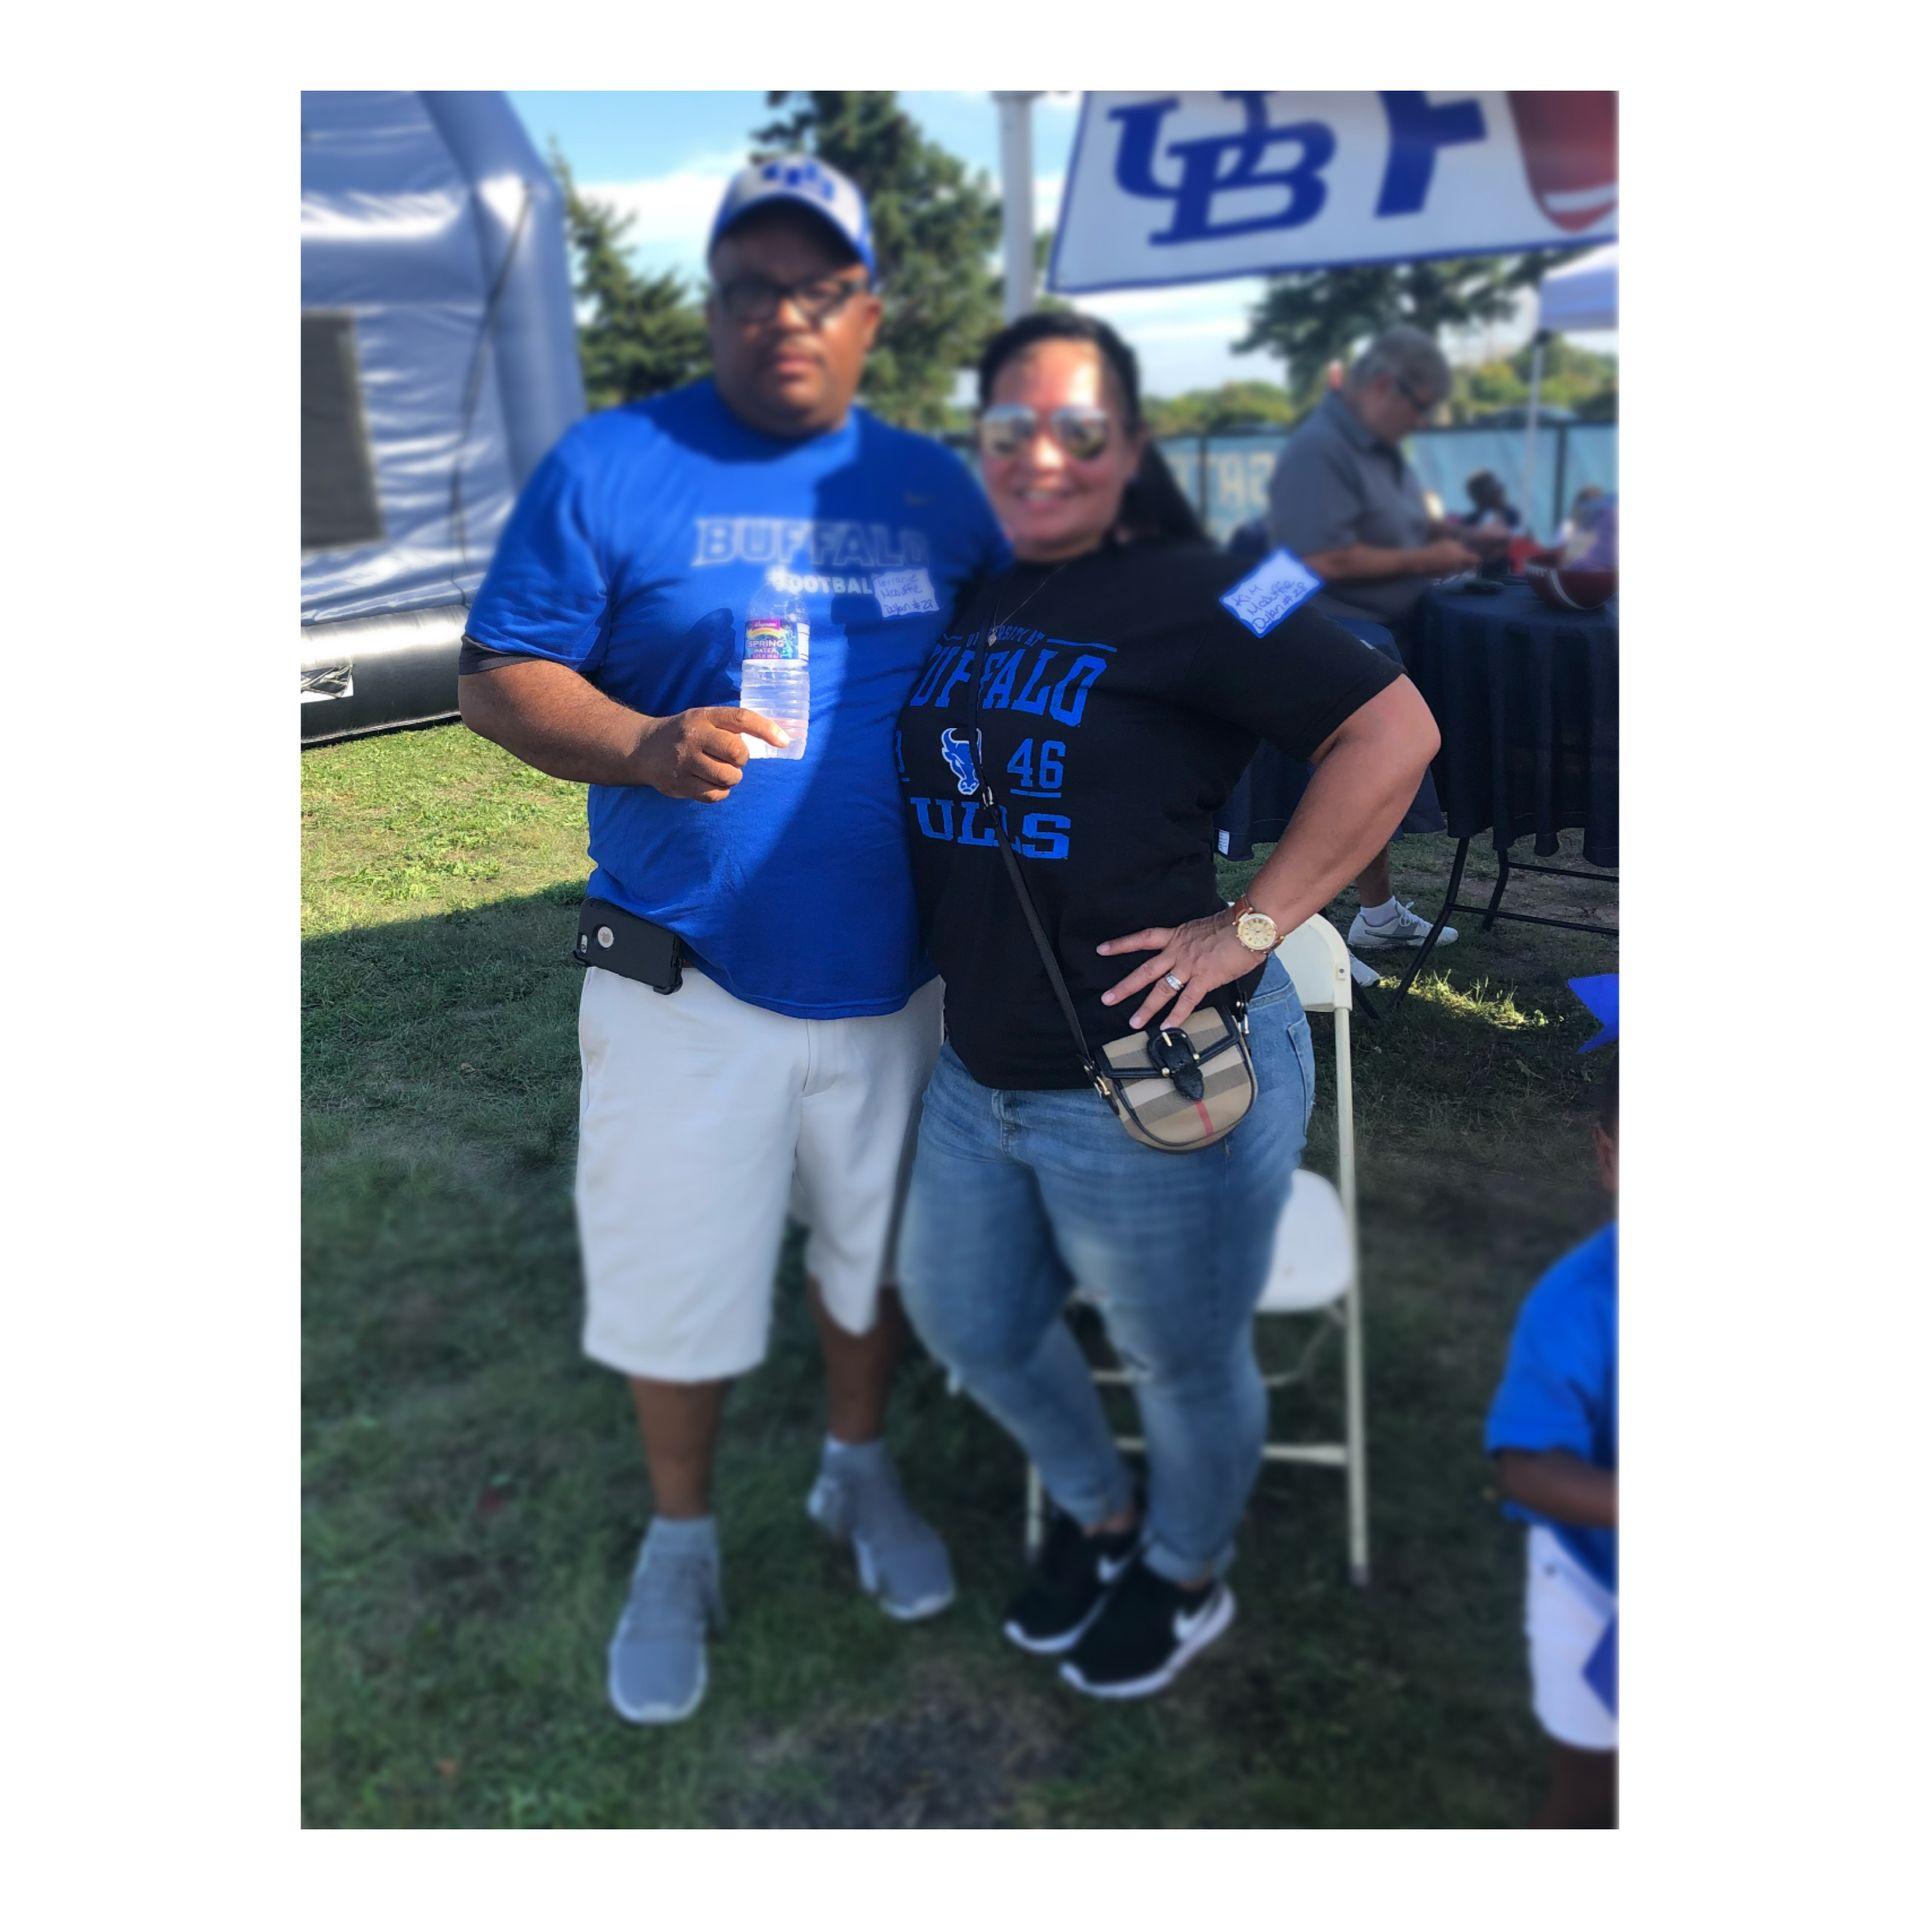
[646,1514,718,1554]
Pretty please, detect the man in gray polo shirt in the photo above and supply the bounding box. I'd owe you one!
[1266,326,1500,974]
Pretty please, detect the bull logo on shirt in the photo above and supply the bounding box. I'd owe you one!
[939,728,981,797]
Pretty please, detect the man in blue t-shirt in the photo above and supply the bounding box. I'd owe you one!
[459,155,1009,1726]
[1486,1054,1619,1825]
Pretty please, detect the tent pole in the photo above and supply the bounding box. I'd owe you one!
[994,92,1040,321]
[1520,331,1546,538]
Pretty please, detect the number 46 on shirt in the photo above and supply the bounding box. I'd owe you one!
[1006,737,1067,794]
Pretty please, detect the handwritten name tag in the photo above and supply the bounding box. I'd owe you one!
[872,567,941,618]
[1220,548,1322,636]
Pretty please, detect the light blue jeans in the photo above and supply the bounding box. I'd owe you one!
[897,971,1314,1584]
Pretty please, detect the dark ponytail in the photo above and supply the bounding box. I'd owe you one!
[1117,442,1208,546]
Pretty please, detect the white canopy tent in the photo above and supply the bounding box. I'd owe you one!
[1522,242,1617,532]
[1539,241,1619,333]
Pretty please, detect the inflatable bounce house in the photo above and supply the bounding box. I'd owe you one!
[301,92,584,742]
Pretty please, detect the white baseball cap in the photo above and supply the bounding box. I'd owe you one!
[708,154,876,278]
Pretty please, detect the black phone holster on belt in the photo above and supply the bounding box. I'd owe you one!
[571,898,689,994]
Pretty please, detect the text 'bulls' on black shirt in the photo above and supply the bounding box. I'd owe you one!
[894,538,1402,1089]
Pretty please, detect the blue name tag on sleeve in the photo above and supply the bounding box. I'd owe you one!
[1583,1612,1618,1717]
[1220,548,1323,636]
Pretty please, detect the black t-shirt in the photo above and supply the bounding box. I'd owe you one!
[895,538,1402,1089]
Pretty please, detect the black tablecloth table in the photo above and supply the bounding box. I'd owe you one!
[1409,578,1618,868]
[1379,578,1619,1004]
[1214,613,1444,861]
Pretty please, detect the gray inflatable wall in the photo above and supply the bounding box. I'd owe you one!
[301,91,584,742]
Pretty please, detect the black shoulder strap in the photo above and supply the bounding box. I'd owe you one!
[963,606,1107,1088]
[984,792,1106,1087]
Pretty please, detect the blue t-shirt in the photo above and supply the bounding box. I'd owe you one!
[1484,1220,1618,1593]
[466,380,1009,1017]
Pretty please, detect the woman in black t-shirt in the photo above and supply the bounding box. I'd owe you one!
[893,312,1440,1701]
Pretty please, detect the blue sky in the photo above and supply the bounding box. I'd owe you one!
[507,89,1309,396]
[507,90,1588,398]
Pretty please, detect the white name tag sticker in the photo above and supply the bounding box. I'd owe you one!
[1220,548,1323,636]
[872,566,940,618]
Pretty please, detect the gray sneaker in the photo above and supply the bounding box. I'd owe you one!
[607,1519,725,1726]
[1347,901,1458,951]
[806,1443,955,1622]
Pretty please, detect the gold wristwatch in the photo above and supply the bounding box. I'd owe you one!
[1228,896,1279,953]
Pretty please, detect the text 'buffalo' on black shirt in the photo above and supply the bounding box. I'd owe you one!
[894,538,1402,1090]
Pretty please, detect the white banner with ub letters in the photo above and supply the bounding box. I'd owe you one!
[1048,92,1616,294]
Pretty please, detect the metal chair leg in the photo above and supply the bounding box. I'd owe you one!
[1481,846,1513,932]
[1388,835,1471,1010]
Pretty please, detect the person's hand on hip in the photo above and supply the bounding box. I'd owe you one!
[1098,914,1267,1032]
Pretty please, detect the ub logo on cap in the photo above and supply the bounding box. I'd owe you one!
[765,159,830,197]
[709,153,876,278]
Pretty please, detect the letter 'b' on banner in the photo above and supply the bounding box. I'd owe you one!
[1047,91,1616,295]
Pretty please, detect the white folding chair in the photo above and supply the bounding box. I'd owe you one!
[1022,912,1370,1585]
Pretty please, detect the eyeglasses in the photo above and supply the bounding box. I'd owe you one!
[978,403,1115,463]
[716,273,867,327]
[1394,375,1443,421]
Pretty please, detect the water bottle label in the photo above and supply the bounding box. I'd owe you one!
[744,616,809,663]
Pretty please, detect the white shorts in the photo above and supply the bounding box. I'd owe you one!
[575,965,943,1382]
[1526,1526,1619,1751]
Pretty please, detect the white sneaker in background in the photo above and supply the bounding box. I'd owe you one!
[1347,902,1458,951]
[1347,951,1381,990]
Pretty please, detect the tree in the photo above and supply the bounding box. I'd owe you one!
[1453,334,1619,423]
[1143,381,1296,437]
[551,148,709,412]
[1023,227,1075,318]
[754,92,1001,431]
[1533,335,1618,417]
[1456,358,1530,418]
[1235,251,1578,403]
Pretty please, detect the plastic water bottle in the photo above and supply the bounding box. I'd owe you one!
[740,572,809,760]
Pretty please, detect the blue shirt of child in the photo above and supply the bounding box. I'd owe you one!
[1484,1220,1618,1593]
[465,380,1009,1018]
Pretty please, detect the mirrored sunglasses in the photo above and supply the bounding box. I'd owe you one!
[978,403,1114,463]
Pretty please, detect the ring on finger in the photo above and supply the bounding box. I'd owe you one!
[1161,971,1185,993]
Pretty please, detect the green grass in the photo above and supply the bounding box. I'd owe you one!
[302,721,1616,1828]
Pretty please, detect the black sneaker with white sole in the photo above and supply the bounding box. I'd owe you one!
[1057,1558,1235,1700]
[1003,1506,1142,1655]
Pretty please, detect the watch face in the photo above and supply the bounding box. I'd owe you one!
[1237,911,1278,952]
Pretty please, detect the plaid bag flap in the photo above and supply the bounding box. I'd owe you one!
[1097,1007,1258,1152]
